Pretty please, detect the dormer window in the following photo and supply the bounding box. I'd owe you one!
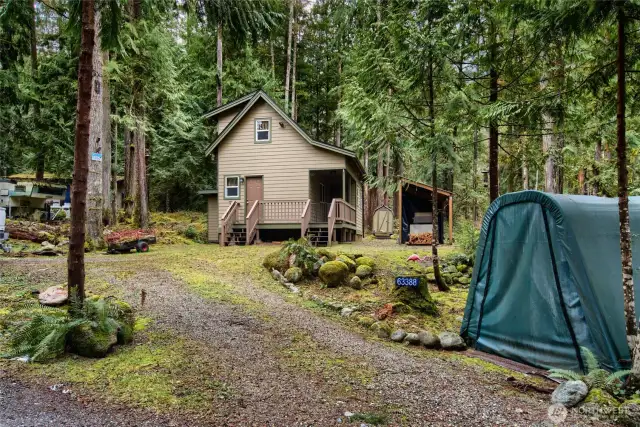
[255,119,271,143]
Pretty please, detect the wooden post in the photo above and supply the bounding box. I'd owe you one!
[342,169,346,200]
[397,179,403,244]
[448,196,453,244]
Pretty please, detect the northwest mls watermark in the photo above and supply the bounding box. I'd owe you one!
[548,402,635,423]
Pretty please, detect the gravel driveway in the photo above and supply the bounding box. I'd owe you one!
[0,252,611,426]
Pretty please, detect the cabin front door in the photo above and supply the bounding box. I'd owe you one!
[245,176,263,217]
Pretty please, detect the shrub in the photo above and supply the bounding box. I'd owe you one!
[280,238,319,273]
[455,220,480,262]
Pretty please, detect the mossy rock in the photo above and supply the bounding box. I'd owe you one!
[337,251,355,260]
[336,255,357,272]
[456,264,468,273]
[349,275,362,290]
[441,273,453,285]
[355,265,373,279]
[445,265,458,274]
[370,321,391,338]
[68,324,118,358]
[583,388,620,407]
[391,302,412,314]
[426,273,436,282]
[425,266,434,274]
[316,248,337,260]
[357,316,376,328]
[318,261,349,287]
[263,251,288,272]
[355,256,375,269]
[284,267,303,283]
[457,277,471,286]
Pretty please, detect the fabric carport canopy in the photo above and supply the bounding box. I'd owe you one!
[461,190,640,372]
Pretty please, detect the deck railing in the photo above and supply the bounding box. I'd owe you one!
[327,199,337,246]
[260,200,307,223]
[300,199,311,237]
[220,201,239,246]
[335,199,356,224]
[246,200,260,245]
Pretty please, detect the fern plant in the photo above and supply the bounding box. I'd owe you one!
[3,296,131,362]
[279,238,319,273]
[549,347,632,397]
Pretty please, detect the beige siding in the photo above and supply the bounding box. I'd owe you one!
[345,160,364,235]
[217,107,242,134]
[217,100,346,223]
[207,195,219,242]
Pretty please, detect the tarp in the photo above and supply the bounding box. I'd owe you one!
[461,190,640,372]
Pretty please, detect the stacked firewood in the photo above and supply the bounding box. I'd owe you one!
[105,229,155,244]
[408,232,433,245]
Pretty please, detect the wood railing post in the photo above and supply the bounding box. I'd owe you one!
[246,200,259,245]
[301,199,311,238]
[327,199,337,247]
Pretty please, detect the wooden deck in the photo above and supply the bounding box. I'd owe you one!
[220,198,356,246]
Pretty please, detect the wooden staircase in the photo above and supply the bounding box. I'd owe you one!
[225,226,248,246]
[306,226,329,247]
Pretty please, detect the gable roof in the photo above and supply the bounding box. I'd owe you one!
[203,90,364,175]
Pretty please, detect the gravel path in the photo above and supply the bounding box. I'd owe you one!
[0,375,177,427]
[1,254,610,426]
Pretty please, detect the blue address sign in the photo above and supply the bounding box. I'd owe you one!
[395,276,420,287]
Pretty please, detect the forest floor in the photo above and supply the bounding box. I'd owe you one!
[0,243,610,426]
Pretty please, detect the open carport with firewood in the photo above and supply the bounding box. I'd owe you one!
[397,178,453,245]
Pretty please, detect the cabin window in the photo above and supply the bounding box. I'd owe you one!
[14,185,26,193]
[255,119,271,142]
[224,176,240,199]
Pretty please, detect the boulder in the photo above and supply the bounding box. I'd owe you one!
[551,380,589,408]
[619,399,640,426]
[336,255,357,272]
[316,248,336,260]
[355,256,375,269]
[341,307,355,317]
[370,321,391,339]
[418,330,440,348]
[357,316,375,328]
[355,265,373,279]
[426,273,436,282]
[445,265,458,274]
[318,261,349,287]
[336,251,355,260]
[38,286,68,306]
[583,388,619,407]
[68,324,118,358]
[284,267,303,283]
[263,251,288,272]
[457,277,471,286]
[390,329,407,342]
[425,266,435,274]
[404,333,420,345]
[438,332,466,350]
[349,276,362,290]
[271,269,287,284]
[456,264,468,273]
[312,257,326,275]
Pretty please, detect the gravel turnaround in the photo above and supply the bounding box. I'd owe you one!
[1,255,611,426]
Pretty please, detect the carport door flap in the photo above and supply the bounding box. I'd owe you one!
[476,203,581,370]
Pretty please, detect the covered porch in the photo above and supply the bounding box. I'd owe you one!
[220,168,359,246]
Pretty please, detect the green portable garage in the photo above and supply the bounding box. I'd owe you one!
[461,191,640,372]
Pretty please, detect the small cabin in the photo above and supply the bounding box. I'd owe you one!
[201,90,365,246]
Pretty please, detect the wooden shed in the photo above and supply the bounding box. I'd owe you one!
[372,205,394,237]
[397,178,453,244]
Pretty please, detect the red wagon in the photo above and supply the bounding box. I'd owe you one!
[106,229,156,254]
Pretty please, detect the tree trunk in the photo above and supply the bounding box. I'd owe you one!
[291,26,298,121]
[363,146,371,232]
[472,127,478,222]
[383,142,390,205]
[335,59,342,147]
[270,38,275,80]
[216,21,222,107]
[615,5,639,372]
[376,151,384,209]
[488,30,499,202]
[284,0,294,114]
[111,121,118,224]
[102,51,112,223]
[86,9,103,247]
[522,144,529,190]
[427,56,448,292]
[135,106,148,229]
[68,0,95,303]
[593,137,602,195]
[124,126,136,218]
[30,1,44,181]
